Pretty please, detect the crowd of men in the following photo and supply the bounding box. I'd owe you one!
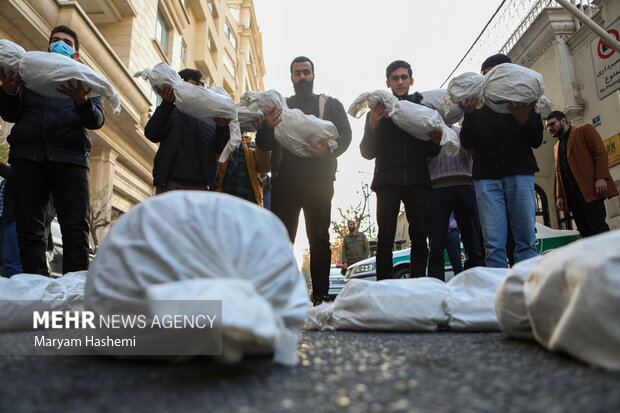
[0,25,617,307]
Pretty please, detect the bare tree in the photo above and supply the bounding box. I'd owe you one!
[330,184,372,263]
[89,186,112,246]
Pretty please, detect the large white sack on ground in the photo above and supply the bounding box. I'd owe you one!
[440,72,484,113]
[0,39,25,75]
[240,89,338,157]
[523,231,620,370]
[348,90,460,156]
[483,63,553,115]
[310,278,450,331]
[494,256,542,340]
[445,267,509,331]
[19,51,120,113]
[85,191,309,365]
[134,63,242,160]
[0,271,87,331]
[420,89,463,126]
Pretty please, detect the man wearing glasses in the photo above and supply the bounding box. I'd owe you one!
[145,68,230,194]
[459,54,543,268]
[360,60,441,280]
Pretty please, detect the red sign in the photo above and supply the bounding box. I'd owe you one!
[597,29,619,59]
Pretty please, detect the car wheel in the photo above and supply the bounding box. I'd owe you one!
[393,267,410,279]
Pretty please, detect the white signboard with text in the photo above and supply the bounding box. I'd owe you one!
[590,18,620,100]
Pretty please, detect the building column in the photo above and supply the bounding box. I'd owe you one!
[553,35,585,123]
[89,147,118,245]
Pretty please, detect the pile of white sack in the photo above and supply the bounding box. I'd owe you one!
[0,271,87,331]
[134,62,241,161]
[85,191,309,365]
[306,266,508,332]
[348,90,460,156]
[495,230,620,370]
[0,39,120,113]
[239,89,339,157]
[441,64,553,115]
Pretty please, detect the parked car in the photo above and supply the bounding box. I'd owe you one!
[328,264,345,298]
[49,218,97,277]
[344,222,580,282]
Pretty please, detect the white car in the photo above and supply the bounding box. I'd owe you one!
[328,264,345,298]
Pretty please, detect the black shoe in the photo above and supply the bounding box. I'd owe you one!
[312,295,330,307]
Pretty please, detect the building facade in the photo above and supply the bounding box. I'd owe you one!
[0,0,265,241]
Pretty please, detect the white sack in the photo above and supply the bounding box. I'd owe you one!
[0,39,25,75]
[483,63,553,114]
[237,104,263,132]
[240,89,338,157]
[85,191,309,365]
[134,63,242,160]
[440,72,484,113]
[19,51,120,113]
[420,89,463,126]
[494,256,541,340]
[0,271,87,331]
[523,231,620,370]
[348,90,460,156]
[445,267,509,331]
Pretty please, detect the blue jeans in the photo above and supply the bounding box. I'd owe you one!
[0,221,23,276]
[474,175,537,268]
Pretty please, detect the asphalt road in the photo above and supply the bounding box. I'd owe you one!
[1,330,619,413]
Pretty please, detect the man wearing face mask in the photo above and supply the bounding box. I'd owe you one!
[256,56,352,306]
[0,25,105,276]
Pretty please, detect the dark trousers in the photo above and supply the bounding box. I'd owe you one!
[566,189,609,237]
[376,185,429,280]
[428,185,484,281]
[446,229,463,275]
[271,177,333,299]
[12,160,90,275]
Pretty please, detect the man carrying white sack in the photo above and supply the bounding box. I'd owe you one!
[360,60,442,280]
[459,53,543,268]
[0,25,104,276]
[256,56,352,306]
[144,68,230,194]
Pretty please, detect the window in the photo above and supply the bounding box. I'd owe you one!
[247,49,252,64]
[155,11,169,54]
[149,89,162,114]
[180,40,187,63]
[224,22,236,48]
[223,54,235,76]
[207,0,213,13]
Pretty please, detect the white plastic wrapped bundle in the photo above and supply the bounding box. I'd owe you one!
[348,90,460,156]
[483,63,553,115]
[0,39,25,75]
[134,63,241,160]
[18,51,121,113]
[237,104,263,132]
[420,89,463,126]
[440,72,485,113]
[85,191,309,365]
[240,89,338,157]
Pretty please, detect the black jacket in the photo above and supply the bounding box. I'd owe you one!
[0,87,104,168]
[360,93,441,191]
[255,94,352,181]
[460,104,543,179]
[145,101,229,189]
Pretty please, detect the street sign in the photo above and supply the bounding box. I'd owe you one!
[604,133,620,168]
[590,18,620,100]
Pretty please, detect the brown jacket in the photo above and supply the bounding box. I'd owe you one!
[217,136,271,206]
[554,123,618,203]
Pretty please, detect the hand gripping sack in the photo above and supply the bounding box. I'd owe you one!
[240,89,339,157]
[18,51,120,113]
[348,90,460,156]
[134,63,242,160]
[440,72,485,113]
[85,191,309,365]
[483,63,553,115]
[0,39,26,75]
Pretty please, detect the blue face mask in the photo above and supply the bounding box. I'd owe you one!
[50,41,74,58]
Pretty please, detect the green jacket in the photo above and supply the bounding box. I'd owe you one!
[342,232,369,265]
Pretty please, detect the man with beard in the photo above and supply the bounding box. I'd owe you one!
[341,220,369,274]
[546,110,618,236]
[256,56,351,306]
[360,60,442,280]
